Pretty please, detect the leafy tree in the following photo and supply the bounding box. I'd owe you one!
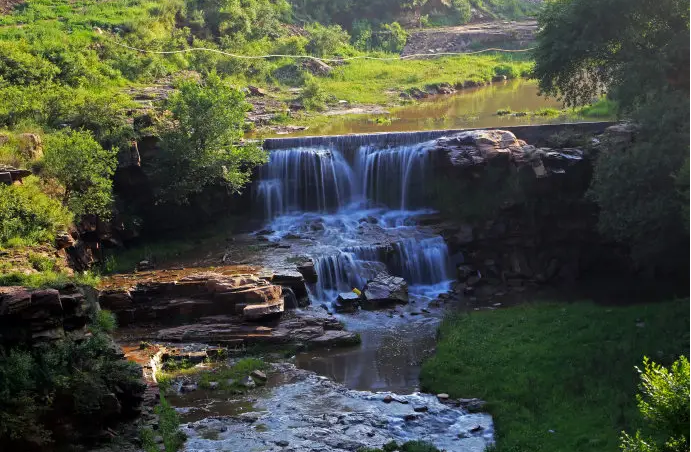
[0,176,72,247]
[534,0,688,109]
[620,356,689,452]
[534,0,690,272]
[305,22,351,56]
[150,72,267,205]
[43,130,118,219]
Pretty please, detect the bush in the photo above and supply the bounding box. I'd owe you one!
[380,22,408,53]
[0,176,72,247]
[300,75,327,111]
[0,41,59,86]
[620,356,689,452]
[493,63,521,79]
[43,129,118,219]
[305,23,351,57]
[0,330,143,449]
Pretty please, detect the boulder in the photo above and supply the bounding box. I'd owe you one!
[436,129,528,169]
[247,85,267,97]
[296,260,318,284]
[302,59,332,76]
[361,275,408,310]
[335,292,360,313]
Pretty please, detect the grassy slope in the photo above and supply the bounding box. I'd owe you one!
[420,301,690,452]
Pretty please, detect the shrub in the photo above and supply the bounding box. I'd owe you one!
[493,63,521,79]
[620,356,689,452]
[300,76,327,111]
[305,23,351,57]
[0,41,59,86]
[43,129,118,219]
[0,330,143,449]
[380,22,408,53]
[0,176,72,247]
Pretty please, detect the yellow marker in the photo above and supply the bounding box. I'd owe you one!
[352,288,362,296]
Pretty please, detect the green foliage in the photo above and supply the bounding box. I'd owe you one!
[420,300,690,452]
[620,356,689,452]
[300,75,327,111]
[305,23,351,57]
[535,0,690,273]
[493,63,521,79]
[149,72,266,204]
[534,0,688,109]
[95,310,118,333]
[156,395,186,452]
[0,176,72,247]
[0,269,100,289]
[588,94,689,270]
[0,41,60,86]
[360,440,441,452]
[43,129,118,219]
[0,330,143,448]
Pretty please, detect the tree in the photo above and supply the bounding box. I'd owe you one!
[150,72,267,205]
[534,0,690,272]
[620,356,689,452]
[43,129,118,219]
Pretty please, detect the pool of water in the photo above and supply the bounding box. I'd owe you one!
[260,79,572,137]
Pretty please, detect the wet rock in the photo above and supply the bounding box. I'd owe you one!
[275,440,289,447]
[306,330,359,347]
[296,261,318,283]
[413,406,429,413]
[335,292,360,313]
[470,425,484,433]
[383,395,394,403]
[361,275,409,310]
[437,393,450,401]
[458,398,487,412]
[208,381,220,390]
[404,414,419,422]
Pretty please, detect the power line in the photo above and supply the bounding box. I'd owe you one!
[105,38,534,62]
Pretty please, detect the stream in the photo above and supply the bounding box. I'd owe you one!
[177,112,497,451]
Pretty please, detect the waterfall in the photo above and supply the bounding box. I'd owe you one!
[255,137,451,304]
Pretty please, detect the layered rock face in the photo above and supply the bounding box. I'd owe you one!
[0,285,90,345]
[99,269,287,325]
[424,128,620,294]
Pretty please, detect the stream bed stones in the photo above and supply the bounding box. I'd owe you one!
[180,364,493,452]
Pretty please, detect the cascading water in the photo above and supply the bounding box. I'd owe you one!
[255,139,451,304]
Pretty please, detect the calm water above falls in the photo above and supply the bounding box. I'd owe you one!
[261,79,570,137]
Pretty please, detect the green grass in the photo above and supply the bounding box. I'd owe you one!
[0,269,100,288]
[574,98,619,118]
[420,300,690,452]
[156,357,268,392]
[141,394,186,452]
[318,54,533,105]
[360,440,441,452]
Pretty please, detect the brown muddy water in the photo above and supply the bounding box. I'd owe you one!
[258,79,574,137]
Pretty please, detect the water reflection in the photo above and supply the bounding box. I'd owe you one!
[259,79,572,137]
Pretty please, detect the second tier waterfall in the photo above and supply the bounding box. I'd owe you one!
[254,140,451,304]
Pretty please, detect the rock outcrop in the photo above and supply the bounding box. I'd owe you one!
[0,165,32,185]
[99,268,286,325]
[424,128,624,294]
[154,313,359,348]
[0,285,90,346]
